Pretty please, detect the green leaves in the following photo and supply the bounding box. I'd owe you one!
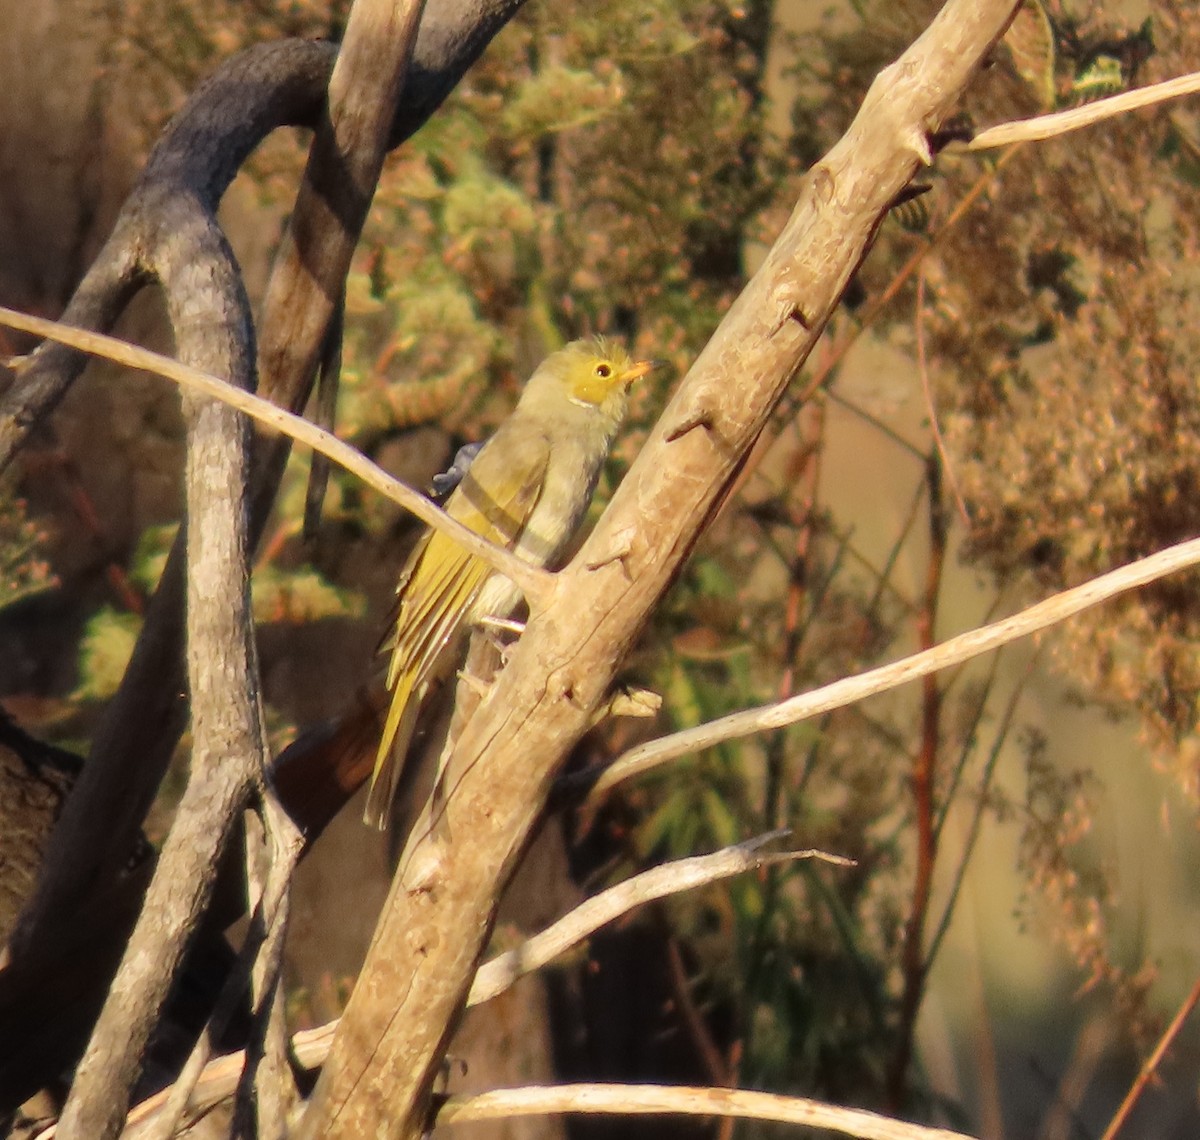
[73,608,142,703]
[501,64,625,138]
[0,486,53,613]
[251,566,366,625]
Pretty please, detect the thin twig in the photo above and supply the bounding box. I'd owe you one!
[914,268,969,523]
[469,832,848,1004]
[965,70,1200,151]
[0,306,553,607]
[81,1077,979,1140]
[888,448,947,1108]
[1100,974,1200,1140]
[587,534,1200,800]
[662,928,730,1087]
[767,399,825,828]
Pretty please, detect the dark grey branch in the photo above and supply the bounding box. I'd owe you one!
[3,0,526,1116]
[0,0,526,469]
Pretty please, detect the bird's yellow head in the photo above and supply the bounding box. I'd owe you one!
[556,337,657,409]
[522,336,654,425]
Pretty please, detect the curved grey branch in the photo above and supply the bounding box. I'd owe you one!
[12,0,527,923]
[5,0,527,1113]
[0,39,329,466]
[0,0,526,468]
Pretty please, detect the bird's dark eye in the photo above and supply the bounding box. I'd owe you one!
[594,362,612,378]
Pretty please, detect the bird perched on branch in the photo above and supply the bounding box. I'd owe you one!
[364,337,658,828]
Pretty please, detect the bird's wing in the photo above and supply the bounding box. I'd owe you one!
[366,428,551,827]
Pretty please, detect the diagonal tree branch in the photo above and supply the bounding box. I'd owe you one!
[0,306,553,604]
[468,835,850,1005]
[297,3,1023,1137]
[965,68,1200,151]
[585,533,1200,801]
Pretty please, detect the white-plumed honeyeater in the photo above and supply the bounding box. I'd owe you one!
[364,337,657,828]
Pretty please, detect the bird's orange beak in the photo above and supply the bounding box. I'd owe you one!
[624,358,664,383]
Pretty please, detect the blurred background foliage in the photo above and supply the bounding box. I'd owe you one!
[0,486,53,614]
[5,0,1200,1131]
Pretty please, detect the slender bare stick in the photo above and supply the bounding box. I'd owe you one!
[0,306,552,605]
[966,70,1200,151]
[588,534,1200,800]
[436,1083,978,1140]
[53,1079,978,1140]
[469,834,851,1005]
[914,269,968,523]
[1100,974,1200,1140]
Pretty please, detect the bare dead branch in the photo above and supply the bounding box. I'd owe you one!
[55,1076,979,1140]
[7,0,529,974]
[436,1083,979,1140]
[73,835,847,1136]
[587,534,1200,801]
[297,4,1023,1137]
[470,834,850,1005]
[965,69,1200,151]
[0,306,553,604]
[3,3,529,1109]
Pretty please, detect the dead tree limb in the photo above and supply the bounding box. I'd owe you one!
[35,0,439,1133]
[2,0,526,1126]
[296,2,1022,1136]
[12,0,526,953]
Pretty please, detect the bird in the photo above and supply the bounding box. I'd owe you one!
[364,337,658,828]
